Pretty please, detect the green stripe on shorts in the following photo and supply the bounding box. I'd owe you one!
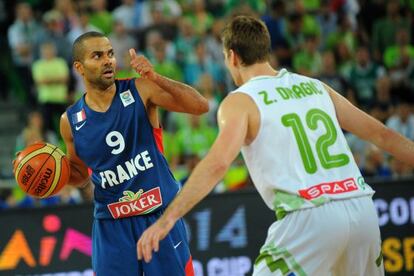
[255,245,307,276]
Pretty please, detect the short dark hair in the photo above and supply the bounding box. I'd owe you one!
[72,31,106,62]
[221,15,271,66]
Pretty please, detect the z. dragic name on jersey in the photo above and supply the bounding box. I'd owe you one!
[99,150,154,189]
[257,81,323,106]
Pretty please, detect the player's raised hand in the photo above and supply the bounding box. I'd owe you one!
[137,217,175,263]
[129,48,157,81]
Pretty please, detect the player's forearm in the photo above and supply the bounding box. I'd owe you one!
[372,127,414,166]
[153,73,209,115]
[161,154,228,225]
[68,164,89,187]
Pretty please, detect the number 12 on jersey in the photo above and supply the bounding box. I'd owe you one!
[281,108,349,174]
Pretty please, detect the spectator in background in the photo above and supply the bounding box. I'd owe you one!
[318,50,355,103]
[145,30,175,65]
[59,185,83,205]
[372,0,411,61]
[51,0,79,35]
[361,145,392,178]
[224,0,266,16]
[262,0,290,65]
[174,17,198,67]
[184,39,223,86]
[196,73,220,127]
[326,12,356,54]
[282,12,305,67]
[7,2,40,104]
[32,42,69,133]
[185,0,214,36]
[384,28,414,70]
[204,19,225,64]
[112,0,137,33]
[109,20,137,71]
[15,110,58,152]
[67,7,102,44]
[347,44,385,109]
[386,101,414,141]
[151,39,183,81]
[293,34,322,77]
[333,40,353,77]
[390,156,414,178]
[291,0,320,37]
[175,114,217,159]
[316,0,337,50]
[375,76,393,110]
[140,0,182,27]
[89,0,113,35]
[34,10,72,63]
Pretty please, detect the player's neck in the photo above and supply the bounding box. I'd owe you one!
[238,62,278,85]
[84,82,116,112]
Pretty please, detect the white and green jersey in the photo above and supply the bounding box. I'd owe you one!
[233,69,374,219]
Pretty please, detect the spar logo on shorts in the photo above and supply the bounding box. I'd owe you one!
[107,187,162,219]
[298,178,358,200]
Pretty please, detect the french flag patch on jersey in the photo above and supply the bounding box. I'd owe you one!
[72,109,86,124]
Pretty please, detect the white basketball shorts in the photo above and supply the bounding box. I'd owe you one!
[253,196,384,276]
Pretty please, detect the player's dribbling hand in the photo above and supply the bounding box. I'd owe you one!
[12,151,21,174]
[137,217,175,263]
[129,48,157,81]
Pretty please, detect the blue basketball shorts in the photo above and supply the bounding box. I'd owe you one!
[92,209,194,276]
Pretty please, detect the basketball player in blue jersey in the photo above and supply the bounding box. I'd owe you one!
[60,31,208,276]
[138,16,414,275]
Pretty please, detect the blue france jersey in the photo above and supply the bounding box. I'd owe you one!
[66,79,181,219]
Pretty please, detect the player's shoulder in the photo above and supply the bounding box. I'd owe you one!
[132,77,155,94]
[220,92,256,112]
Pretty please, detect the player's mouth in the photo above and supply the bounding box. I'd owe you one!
[102,68,114,78]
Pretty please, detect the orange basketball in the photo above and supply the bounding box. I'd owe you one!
[14,142,70,198]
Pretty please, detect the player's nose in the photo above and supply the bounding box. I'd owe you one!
[102,54,113,66]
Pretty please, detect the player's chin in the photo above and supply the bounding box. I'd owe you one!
[99,75,115,86]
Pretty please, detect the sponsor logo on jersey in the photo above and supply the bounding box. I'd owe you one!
[107,187,162,219]
[99,150,154,189]
[75,121,86,131]
[298,178,358,200]
[120,89,135,107]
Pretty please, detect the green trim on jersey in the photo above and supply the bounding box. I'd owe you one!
[248,69,289,82]
[273,190,330,220]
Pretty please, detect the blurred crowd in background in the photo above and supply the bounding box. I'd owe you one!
[1,0,414,209]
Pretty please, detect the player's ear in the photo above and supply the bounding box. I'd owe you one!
[229,49,239,67]
[73,61,84,76]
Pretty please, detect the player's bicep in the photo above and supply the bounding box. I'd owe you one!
[210,95,250,166]
[135,78,185,113]
[326,84,387,142]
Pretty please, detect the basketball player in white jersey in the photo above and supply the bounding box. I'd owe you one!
[137,15,414,275]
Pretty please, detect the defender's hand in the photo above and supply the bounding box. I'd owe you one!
[129,49,157,81]
[137,217,175,263]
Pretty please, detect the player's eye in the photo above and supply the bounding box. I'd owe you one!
[92,53,101,59]
[108,51,114,57]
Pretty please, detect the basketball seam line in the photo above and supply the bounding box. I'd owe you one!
[42,151,63,198]
[26,145,59,195]
[15,145,54,179]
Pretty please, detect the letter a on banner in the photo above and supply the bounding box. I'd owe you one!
[0,230,36,270]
